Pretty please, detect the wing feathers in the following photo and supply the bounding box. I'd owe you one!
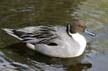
[2,27,58,45]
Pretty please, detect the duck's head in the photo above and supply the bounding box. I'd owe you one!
[67,17,86,34]
[70,17,86,33]
[67,17,95,36]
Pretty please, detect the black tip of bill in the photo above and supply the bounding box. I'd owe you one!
[84,29,96,37]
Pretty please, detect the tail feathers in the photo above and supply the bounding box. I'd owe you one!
[2,28,23,40]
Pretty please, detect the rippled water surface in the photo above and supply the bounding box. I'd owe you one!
[0,0,108,71]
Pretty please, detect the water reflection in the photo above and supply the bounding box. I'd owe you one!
[0,0,86,28]
[1,43,92,71]
[0,51,17,71]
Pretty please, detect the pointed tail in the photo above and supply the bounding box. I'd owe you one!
[2,28,23,40]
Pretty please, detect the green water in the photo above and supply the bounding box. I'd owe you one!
[0,0,108,71]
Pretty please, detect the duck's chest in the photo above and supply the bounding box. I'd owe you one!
[71,33,87,49]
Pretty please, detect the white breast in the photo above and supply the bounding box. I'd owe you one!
[71,33,87,56]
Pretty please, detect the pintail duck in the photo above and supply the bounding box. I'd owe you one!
[2,17,95,58]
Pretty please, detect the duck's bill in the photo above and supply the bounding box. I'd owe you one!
[84,29,96,37]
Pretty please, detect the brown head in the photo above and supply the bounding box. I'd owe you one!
[67,17,96,36]
[69,17,87,33]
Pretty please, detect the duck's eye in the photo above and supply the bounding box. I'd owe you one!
[47,43,58,46]
[78,25,84,28]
